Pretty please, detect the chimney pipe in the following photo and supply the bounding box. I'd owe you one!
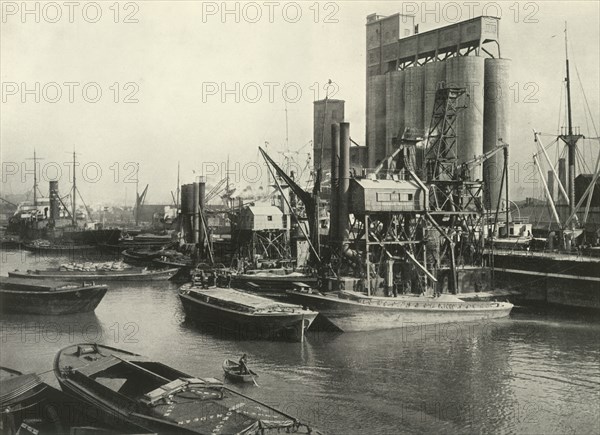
[330,123,340,244]
[558,158,566,196]
[192,182,200,245]
[547,170,554,202]
[49,181,60,227]
[338,122,351,245]
[198,177,206,257]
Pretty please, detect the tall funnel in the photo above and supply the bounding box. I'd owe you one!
[198,177,206,257]
[49,181,60,226]
[330,123,340,243]
[558,158,566,198]
[192,182,200,245]
[547,170,554,201]
[338,122,351,245]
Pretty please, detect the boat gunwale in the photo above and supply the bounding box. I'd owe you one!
[286,290,514,312]
[179,289,317,318]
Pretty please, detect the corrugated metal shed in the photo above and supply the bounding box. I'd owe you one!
[239,206,284,231]
[350,178,424,213]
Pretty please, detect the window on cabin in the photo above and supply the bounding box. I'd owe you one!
[377,193,392,202]
[267,216,273,221]
[408,193,413,201]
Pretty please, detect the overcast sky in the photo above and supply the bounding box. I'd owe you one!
[1,0,599,205]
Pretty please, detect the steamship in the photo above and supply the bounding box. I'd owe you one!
[487,24,600,310]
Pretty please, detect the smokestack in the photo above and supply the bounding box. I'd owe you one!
[49,181,60,226]
[198,177,206,257]
[338,122,350,245]
[547,170,554,202]
[192,182,200,245]
[330,123,340,243]
[558,158,566,197]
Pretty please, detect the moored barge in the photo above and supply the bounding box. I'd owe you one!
[179,285,317,341]
[0,278,107,315]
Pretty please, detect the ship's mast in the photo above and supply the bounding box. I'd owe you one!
[72,151,77,227]
[560,22,583,219]
[33,149,38,207]
[176,161,180,210]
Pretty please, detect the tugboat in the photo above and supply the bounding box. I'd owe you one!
[54,343,320,434]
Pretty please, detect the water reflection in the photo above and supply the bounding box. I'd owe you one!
[1,250,599,434]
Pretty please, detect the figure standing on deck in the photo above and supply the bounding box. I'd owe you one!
[239,354,249,374]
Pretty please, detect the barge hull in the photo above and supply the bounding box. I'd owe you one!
[179,293,314,341]
[0,287,107,315]
[287,291,512,332]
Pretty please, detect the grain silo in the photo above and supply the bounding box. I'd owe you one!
[367,75,387,168]
[446,56,485,177]
[385,70,405,156]
[483,58,511,208]
[403,66,425,137]
[423,62,446,131]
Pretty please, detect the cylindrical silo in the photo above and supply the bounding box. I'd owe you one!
[385,70,405,156]
[446,56,485,176]
[403,66,425,137]
[367,75,387,168]
[423,62,446,132]
[483,58,511,209]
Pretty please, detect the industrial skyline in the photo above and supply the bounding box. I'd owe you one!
[2,1,599,205]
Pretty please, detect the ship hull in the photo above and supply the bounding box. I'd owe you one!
[8,268,178,282]
[491,251,600,309]
[0,286,107,315]
[286,290,513,332]
[231,274,318,292]
[179,292,316,342]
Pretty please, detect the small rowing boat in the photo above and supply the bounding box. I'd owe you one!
[222,359,258,383]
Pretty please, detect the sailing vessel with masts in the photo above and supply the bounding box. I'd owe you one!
[490,23,600,309]
[5,151,121,246]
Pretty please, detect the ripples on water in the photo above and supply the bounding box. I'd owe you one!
[1,249,599,434]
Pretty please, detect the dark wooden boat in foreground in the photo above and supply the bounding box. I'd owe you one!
[222,359,258,383]
[54,343,319,434]
[1,366,115,434]
[8,265,178,282]
[179,285,317,342]
[0,278,107,315]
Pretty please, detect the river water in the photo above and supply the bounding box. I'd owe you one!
[1,249,599,434]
